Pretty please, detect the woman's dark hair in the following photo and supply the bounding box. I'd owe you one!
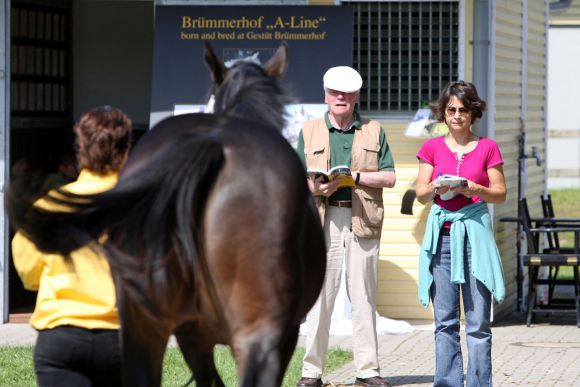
[430,81,487,123]
[74,106,132,174]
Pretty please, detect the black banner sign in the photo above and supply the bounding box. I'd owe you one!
[150,5,353,122]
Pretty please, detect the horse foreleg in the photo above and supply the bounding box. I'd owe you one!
[278,325,300,380]
[118,295,169,386]
[174,322,224,387]
[233,325,299,387]
[121,327,167,386]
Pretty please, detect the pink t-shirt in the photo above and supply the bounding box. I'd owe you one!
[417,135,503,212]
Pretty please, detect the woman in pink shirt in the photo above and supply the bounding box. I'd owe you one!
[415,81,507,387]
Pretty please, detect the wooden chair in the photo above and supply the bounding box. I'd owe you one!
[520,198,580,327]
[539,194,574,252]
[539,195,577,301]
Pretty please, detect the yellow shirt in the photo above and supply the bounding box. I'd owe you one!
[12,169,120,330]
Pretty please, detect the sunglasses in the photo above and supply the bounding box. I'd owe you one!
[445,107,470,116]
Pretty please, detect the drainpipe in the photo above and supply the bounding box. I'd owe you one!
[472,0,490,138]
[544,2,549,197]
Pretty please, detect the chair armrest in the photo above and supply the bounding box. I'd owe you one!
[528,227,580,233]
[535,218,580,226]
[499,216,518,223]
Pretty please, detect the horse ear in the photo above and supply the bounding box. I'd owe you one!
[204,40,226,85]
[264,41,288,79]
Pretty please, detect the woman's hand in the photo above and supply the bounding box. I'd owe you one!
[417,161,447,204]
[452,166,507,203]
[452,180,481,198]
[433,181,450,197]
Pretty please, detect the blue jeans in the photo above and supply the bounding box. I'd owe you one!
[430,234,492,387]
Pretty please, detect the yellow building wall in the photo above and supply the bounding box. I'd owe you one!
[376,123,432,319]
[493,0,548,319]
[493,0,524,319]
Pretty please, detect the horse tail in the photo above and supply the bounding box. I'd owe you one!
[6,129,226,288]
[5,170,101,255]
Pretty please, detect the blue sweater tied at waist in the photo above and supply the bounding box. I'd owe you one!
[418,201,505,308]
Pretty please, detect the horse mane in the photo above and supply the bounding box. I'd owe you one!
[204,40,291,130]
[212,61,291,130]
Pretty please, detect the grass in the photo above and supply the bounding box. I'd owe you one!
[548,188,580,280]
[549,188,580,219]
[0,345,352,387]
[0,346,36,386]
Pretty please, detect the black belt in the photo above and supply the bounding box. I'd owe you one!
[328,200,352,208]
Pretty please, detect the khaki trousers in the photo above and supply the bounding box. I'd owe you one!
[302,206,381,379]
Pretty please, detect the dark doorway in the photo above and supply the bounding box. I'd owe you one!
[9,0,73,320]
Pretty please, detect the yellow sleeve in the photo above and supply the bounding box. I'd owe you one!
[11,231,45,291]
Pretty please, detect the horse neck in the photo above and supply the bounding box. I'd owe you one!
[222,97,285,129]
[213,66,287,129]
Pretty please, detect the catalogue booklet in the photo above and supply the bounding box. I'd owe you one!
[307,165,355,188]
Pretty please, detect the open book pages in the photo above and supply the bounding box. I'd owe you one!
[307,165,355,188]
[436,174,467,200]
[437,174,467,188]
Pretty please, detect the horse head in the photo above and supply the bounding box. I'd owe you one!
[203,40,291,130]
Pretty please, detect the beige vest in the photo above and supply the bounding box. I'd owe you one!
[302,117,384,239]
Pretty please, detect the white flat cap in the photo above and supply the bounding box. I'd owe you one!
[323,66,363,93]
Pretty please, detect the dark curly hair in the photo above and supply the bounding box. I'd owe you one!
[74,106,132,174]
[429,81,487,123]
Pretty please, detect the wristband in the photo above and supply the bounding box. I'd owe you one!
[355,172,361,184]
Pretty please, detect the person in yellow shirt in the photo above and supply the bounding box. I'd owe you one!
[12,105,132,387]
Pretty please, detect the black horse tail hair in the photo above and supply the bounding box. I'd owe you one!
[125,130,226,285]
[6,130,226,290]
[5,171,100,255]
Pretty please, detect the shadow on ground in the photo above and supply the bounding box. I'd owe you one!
[493,311,579,328]
[323,375,434,387]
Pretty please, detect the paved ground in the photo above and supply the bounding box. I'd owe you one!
[2,314,579,386]
[312,314,580,387]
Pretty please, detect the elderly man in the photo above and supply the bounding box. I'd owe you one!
[296,66,396,387]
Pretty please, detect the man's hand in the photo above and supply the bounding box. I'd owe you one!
[309,177,340,197]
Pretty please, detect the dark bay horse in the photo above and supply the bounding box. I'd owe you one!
[7,42,326,386]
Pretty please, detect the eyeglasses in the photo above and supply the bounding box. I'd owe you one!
[325,89,358,98]
[445,106,470,117]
